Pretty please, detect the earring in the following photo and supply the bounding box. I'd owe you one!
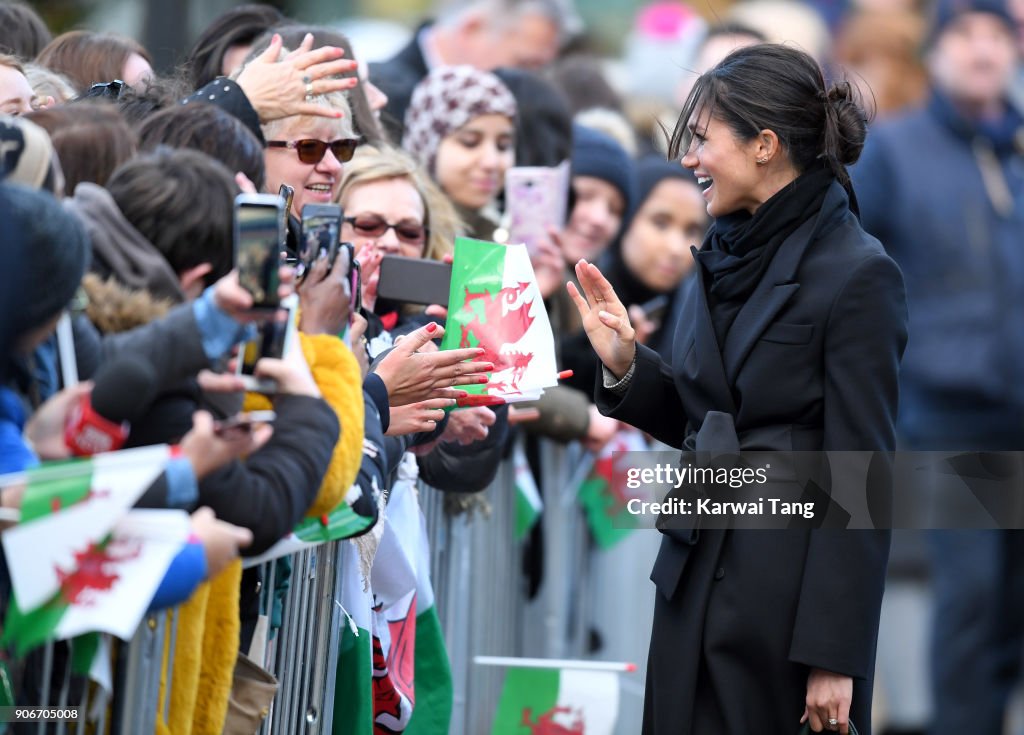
[756,157,768,165]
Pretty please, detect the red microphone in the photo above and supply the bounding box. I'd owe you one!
[64,355,159,457]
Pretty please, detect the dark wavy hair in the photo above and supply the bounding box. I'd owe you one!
[185,3,285,90]
[668,44,871,189]
[137,102,265,190]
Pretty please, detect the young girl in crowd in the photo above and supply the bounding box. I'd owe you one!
[402,65,518,240]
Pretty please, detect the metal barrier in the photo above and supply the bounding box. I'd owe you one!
[257,540,345,734]
[420,435,657,735]
[21,434,654,735]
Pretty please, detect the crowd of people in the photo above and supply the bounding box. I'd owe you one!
[0,0,1022,732]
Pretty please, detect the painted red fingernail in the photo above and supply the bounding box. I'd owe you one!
[476,376,489,384]
[320,514,330,526]
[426,322,438,334]
[482,363,495,371]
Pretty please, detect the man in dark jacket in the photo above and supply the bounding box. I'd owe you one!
[851,2,1024,733]
[369,0,570,139]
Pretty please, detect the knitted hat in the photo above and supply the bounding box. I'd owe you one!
[402,65,518,173]
[928,0,1014,46]
[571,122,634,215]
[0,183,89,338]
[0,116,61,193]
[631,154,696,220]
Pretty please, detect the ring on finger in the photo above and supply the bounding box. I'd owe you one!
[303,75,315,100]
[827,718,839,729]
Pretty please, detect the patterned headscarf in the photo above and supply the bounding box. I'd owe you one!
[402,65,518,173]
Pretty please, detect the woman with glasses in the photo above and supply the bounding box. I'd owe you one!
[337,144,509,492]
[401,65,517,241]
[261,80,359,217]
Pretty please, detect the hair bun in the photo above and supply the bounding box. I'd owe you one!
[823,80,868,167]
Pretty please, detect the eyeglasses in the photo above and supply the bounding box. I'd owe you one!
[83,79,127,101]
[266,138,361,164]
[344,214,428,245]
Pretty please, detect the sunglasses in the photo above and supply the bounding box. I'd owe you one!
[344,214,428,245]
[83,79,127,101]
[266,138,361,164]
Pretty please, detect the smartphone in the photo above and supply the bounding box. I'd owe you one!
[639,294,669,324]
[214,410,277,434]
[376,256,452,307]
[234,193,285,310]
[504,161,570,255]
[236,294,298,392]
[278,184,295,221]
[300,203,343,275]
[349,256,362,314]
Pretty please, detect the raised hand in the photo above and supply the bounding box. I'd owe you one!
[373,322,493,407]
[235,33,358,122]
[566,259,636,379]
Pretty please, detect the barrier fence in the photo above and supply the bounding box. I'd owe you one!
[23,436,656,734]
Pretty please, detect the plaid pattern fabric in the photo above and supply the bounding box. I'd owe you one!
[402,65,517,173]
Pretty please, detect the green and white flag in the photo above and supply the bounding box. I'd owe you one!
[513,443,542,541]
[332,540,374,735]
[441,237,559,404]
[1,444,172,611]
[367,454,453,734]
[2,508,191,655]
[578,430,649,550]
[245,478,380,567]
[492,666,620,735]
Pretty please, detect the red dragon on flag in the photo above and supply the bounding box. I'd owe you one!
[457,282,536,393]
[521,705,587,734]
[55,538,141,605]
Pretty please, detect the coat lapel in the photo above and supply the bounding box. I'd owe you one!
[721,182,847,383]
[690,249,739,415]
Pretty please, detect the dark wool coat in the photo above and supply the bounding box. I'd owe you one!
[596,181,908,735]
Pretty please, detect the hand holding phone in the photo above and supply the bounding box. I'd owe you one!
[234,193,285,310]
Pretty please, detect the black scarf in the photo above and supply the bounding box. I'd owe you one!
[694,166,835,346]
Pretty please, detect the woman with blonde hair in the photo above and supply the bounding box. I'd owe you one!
[337,143,507,492]
[339,144,460,276]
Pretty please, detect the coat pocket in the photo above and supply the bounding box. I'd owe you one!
[759,322,813,345]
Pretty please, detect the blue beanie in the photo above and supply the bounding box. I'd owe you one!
[928,0,1014,46]
[0,183,89,339]
[571,122,634,215]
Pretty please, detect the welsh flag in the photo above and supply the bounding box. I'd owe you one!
[332,540,374,735]
[331,456,452,735]
[1,444,172,612]
[492,666,620,735]
[513,443,542,541]
[3,508,191,654]
[369,455,452,734]
[577,431,649,549]
[245,478,380,566]
[440,237,559,404]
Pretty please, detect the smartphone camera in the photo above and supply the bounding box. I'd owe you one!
[234,194,285,310]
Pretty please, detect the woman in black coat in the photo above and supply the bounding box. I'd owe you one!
[567,45,908,735]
